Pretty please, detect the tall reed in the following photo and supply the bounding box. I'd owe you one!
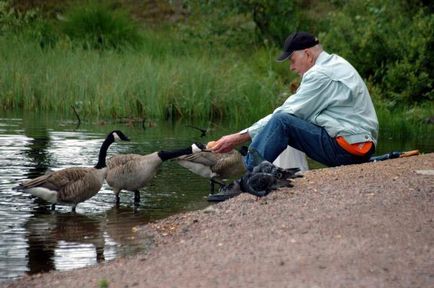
[0,33,283,125]
[1,30,432,133]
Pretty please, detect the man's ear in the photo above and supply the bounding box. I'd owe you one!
[305,49,315,64]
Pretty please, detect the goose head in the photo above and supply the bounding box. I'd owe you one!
[192,142,206,153]
[111,130,130,142]
[157,142,205,161]
[95,130,130,169]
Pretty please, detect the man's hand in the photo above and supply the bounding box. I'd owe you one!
[211,132,251,153]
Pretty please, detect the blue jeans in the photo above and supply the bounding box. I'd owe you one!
[244,112,374,171]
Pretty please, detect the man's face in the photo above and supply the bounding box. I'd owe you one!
[289,50,313,76]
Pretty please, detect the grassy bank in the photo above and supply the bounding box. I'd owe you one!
[2,32,433,133]
[0,33,285,124]
[1,0,433,131]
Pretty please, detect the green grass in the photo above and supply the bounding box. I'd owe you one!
[1,28,433,133]
[374,101,434,140]
[98,278,109,288]
[0,31,282,124]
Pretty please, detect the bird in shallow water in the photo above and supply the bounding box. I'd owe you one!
[176,143,248,193]
[106,143,205,205]
[15,130,130,212]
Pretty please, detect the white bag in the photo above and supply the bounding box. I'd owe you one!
[273,146,309,171]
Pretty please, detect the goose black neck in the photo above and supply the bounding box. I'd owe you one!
[94,136,114,169]
[157,146,193,161]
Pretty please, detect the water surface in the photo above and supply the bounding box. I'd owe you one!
[0,111,433,282]
[0,112,226,281]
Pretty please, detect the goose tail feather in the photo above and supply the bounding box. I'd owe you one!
[28,187,58,203]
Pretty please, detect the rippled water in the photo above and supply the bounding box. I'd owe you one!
[0,112,232,282]
[1,111,433,283]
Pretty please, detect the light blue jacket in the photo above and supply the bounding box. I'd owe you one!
[244,51,379,146]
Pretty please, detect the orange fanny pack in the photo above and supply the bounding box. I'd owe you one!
[336,136,373,156]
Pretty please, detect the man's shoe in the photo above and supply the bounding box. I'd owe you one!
[207,180,242,202]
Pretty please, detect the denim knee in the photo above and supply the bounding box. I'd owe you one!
[271,111,294,124]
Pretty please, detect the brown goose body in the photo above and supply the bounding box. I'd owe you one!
[176,149,246,192]
[106,152,162,195]
[21,167,107,205]
[106,144,205,204]
[16,130,130,212]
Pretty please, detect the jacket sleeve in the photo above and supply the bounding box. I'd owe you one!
[244,70,334,139]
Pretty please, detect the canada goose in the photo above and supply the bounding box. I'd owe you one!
[106,143,205,204]
[176,146,248,193]
[15,130,130,212]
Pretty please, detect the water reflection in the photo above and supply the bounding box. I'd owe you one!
[23,205,156,275]
[22,125,52,180]
[104,206,153,256]
[23,206,157,275]
[0,112,214,282]
[25,212,105,274]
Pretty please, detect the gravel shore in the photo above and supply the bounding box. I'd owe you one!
[3,153,434,288]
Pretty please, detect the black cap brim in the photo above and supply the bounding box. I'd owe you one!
[276,51,291,62]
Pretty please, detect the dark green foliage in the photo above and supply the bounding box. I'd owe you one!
[60,2,142,51]
[29,20,59,48]
[320,0,434,107]
[0,0,39,34]
[1,0,433,120]
[180,0,322,51]
[223,0,301,44]
[0,1,59,48]
[178,1,257,51]
[181,0,311,50]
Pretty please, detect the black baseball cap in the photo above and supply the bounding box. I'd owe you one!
[276,32,319,62]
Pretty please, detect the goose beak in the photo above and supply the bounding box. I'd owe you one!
[192,143,206,153]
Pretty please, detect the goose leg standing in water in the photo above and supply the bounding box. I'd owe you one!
[15,130,130,212]
[106,143,205,205]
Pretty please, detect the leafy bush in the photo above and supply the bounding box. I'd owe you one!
[320,0,434,106]
[176,1,257,51]
[0,0,39,34]
[179,0,308,51]
[60,2,142,51]
[0,0,59,48]
[226,0,302,44]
